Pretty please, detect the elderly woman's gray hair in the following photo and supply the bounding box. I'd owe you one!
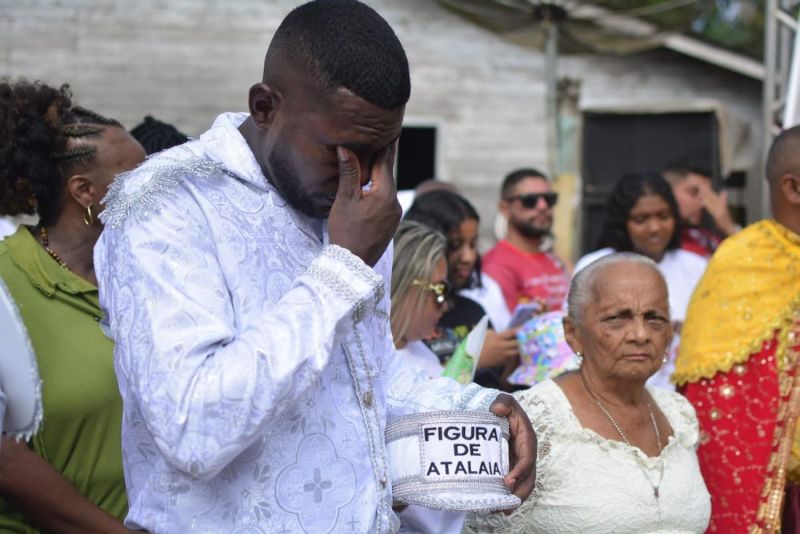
[566,252,669,325]
[391,220,447,343]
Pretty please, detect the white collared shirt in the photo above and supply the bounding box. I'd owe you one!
[95,112,495,534]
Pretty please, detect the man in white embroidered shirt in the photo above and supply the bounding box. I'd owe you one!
[95,1,536,532]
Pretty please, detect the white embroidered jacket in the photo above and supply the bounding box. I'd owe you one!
[95,113,496,534]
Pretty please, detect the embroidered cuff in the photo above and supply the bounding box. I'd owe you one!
[322,245,382,285]
[307,245,384,322]
[457,383,500,413]
[0,277,43,442]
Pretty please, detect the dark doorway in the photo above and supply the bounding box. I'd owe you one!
[396,126,437,190]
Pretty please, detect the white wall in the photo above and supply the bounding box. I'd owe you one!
[1,0,762,259]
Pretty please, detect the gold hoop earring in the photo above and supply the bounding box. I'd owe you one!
[83,204,95,226]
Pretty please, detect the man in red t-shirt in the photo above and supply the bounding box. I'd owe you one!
[483,168,569,315]
[663,166,739,258]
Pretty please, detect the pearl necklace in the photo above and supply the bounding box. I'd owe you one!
[40,226,71,272]
[579,371,665,500]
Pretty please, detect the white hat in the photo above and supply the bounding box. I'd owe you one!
[385,410,521,512]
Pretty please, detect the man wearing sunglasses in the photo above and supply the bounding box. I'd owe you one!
[483,168,570,320]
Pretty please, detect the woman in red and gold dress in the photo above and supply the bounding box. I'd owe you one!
[674,126,800,533]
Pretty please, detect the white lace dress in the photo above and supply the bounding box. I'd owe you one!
[464,379,711,533]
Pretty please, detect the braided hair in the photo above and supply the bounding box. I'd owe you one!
[130,115,189,155]
[0,80,121,225]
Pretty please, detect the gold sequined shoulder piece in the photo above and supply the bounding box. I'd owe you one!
[673,220,800,385]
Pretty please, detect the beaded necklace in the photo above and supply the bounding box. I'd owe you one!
[579,371,665,501]
[40,226,71,272]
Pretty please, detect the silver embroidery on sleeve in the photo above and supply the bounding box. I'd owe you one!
[314,245,384,324]
[306,264,361,305]
[322,245,382,288]
[101,157,225,228]
[456,383,498,412]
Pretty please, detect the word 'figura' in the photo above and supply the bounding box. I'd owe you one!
[423,425,500,442]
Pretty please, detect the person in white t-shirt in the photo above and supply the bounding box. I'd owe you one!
[573,172,707,390]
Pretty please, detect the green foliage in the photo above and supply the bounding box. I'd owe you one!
[592,0,707,32]
[440,0,774,60]
[592,0,767,59]
[691,0,766,59]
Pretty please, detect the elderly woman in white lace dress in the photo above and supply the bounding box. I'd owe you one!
[464,252,710,534]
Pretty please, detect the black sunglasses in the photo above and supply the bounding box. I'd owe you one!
[506,192,558,209]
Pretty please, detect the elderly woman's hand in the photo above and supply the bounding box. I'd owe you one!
[490,393,537,503]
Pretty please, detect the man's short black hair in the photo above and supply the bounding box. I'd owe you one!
[766,125,800,185]
[501,168,548,199]
[662,163,712,185]
[130,115,189,155]
[264,0,410,110]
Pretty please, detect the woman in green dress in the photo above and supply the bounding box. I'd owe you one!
[0,80,145,533]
